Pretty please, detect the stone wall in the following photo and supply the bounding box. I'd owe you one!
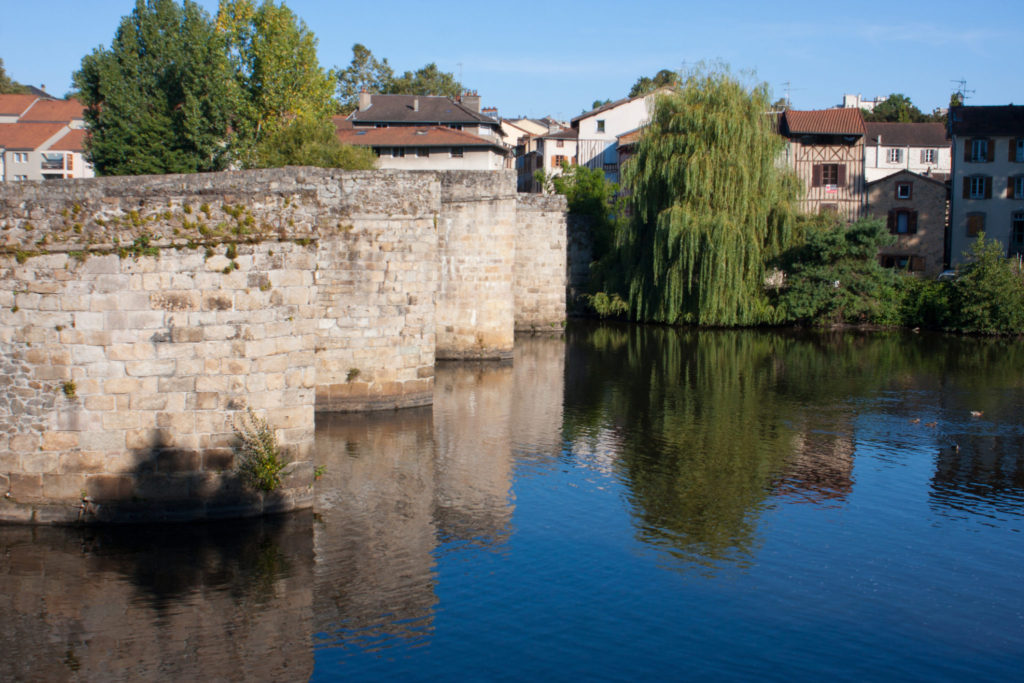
[514,194,567,332]
[436,171,517,359]
[0,167,568,524]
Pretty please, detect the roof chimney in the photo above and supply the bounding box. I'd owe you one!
[413,97,419,112]
[358,88,372,112]
[461,90,481,113]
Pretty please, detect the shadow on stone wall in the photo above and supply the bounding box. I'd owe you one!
[0,511,314,682]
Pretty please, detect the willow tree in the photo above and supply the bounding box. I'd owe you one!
[622,67,801,326]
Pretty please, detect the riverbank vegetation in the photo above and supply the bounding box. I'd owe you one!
[563,65,1024,336]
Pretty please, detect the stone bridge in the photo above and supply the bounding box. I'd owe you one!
[0,168,568,523]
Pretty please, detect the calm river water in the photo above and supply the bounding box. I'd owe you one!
[2,323,1023,681]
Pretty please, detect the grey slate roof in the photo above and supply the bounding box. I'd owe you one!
[865,122,948,147]
[949,105,1024,137]
[351,94,495,125]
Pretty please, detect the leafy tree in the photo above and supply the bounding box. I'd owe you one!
[254,116,376,169]
[628,69,680,98]
[386,62,462,98]
[74,0,238,175]
[863,93,926,123]
[618,65,802,326]
[591,98,612,110]
[217,0,335,162]
[0,58,30,94]
[947,234,1024,334]
[335,43,393,114]
[774,218,903,326]
[552,163,620,260]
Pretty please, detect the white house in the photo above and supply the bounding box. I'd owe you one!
[864,122,951,182]
[570,90,665,183]
[948,105,1024,264]
[517,127,578,192]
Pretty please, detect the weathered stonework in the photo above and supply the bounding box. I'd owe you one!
[0,167,567,524]
[514,194,568,332]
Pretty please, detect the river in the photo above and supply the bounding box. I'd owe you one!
[2,323,1022,680]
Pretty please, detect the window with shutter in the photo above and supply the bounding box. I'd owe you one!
[836,164,846,187]
[970,138,989,162]
[966,212,985,236]
[812,164,823,187]
[1016,139,1024,162]
[1012,212,1024,256]
[1017,176,1024,199]
[967,175,991,199]
[921,149,937,164]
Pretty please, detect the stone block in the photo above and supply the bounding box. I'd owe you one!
[10,473,43,500]
[40,431,79,451]
[125,359,177,377]
[42,474,87,501]
[60,451,107,474]
[157,411,195,434]
[87,474,134,501]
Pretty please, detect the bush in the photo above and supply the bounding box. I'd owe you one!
[774,219,903,326]
[234,408,287,492]
[947,234,1024,334]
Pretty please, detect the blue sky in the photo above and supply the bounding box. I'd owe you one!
[3,0,1021,119]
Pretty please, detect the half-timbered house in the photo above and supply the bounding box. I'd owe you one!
[780,109,867,221]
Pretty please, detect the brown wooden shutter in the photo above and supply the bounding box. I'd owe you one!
[887,210,895,233]
[963,177,971,199]
[812,164,822,187]
[986,138,995,162]
[1009,176,1016,199]
[910,256,925,271]
[837,164,847,187]
[964,138,972,162]
[984,176,992,199]
[909,211,918,234]
[1011,139,1017,162]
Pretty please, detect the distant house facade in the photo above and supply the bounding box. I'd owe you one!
[516,128,578,192]
[571,91,665,184]
[867,170,948,275]
[338,92,510,170]
[948,105,1024,264]
[0,95,93,181]
[780,109,867,221]
[840,93,887,112]
[864,122,950,182]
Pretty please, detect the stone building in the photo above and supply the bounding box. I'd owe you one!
[867,169,948,275]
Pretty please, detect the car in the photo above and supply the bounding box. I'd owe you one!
[936,269,958,282]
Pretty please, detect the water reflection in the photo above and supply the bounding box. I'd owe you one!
[0,514,313,682]
[563,324,1024,569]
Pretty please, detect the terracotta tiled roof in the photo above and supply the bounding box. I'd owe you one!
[350,94,495,125]
[336,125,505,149]
[0,94,39,117]
[20,98,85,123]
[0,122,67,150]
[864,122,947,148]
[782,108,866,136]
[48,128,86,152]
[949,105,1024,137]
[617,128,642,145]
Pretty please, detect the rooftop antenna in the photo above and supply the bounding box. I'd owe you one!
[779,81,804,108]
[951,78,974,104]
[457,62,464,84]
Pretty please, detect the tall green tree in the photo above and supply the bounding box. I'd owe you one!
[217,0,335,161]
[253,116,376,169]
[862,93,927,122]
[335,44,394,114]
[0,58,30,94]
[386,62,462,98]
[74,0,238,175]
[628,69,680,98]
[620,66,801,326]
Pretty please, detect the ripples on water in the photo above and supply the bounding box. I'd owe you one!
[2,324,1023,680]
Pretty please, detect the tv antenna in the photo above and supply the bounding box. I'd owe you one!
[779,81,804,108]
[457,62,464,83]
[951,78,974,103]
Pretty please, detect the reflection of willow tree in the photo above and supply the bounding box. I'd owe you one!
[563,323,1024,570]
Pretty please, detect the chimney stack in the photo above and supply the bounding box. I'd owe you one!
[358,88,372,112]
[461,90,481,113]
[413,97,419,112]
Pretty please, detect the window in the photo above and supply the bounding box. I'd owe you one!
[391,148,405,158]
[813,163,843,187]
[888,209,917,234]
[1016,139,1024,163]
[374,123,388,128]
[551,155,566,168]
[13,152,27,163]
[895,182,912,199]
[416,147,429,157]
[1015,176,1024,199]
[887,149,903,163]
[920,149,937,164]
[966,212,985,237]
[374,147,389,157]
[450,147,464,158]
[14,174,27,181]
[1011,212,1024,256]
[596,120,605,133]
[556,140,564,148]
[41,153,64,170]
[448,124,462,131]
[965,175,991,199]
[969,138,990,162]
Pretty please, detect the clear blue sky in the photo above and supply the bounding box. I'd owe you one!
[3,0,1021,119]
